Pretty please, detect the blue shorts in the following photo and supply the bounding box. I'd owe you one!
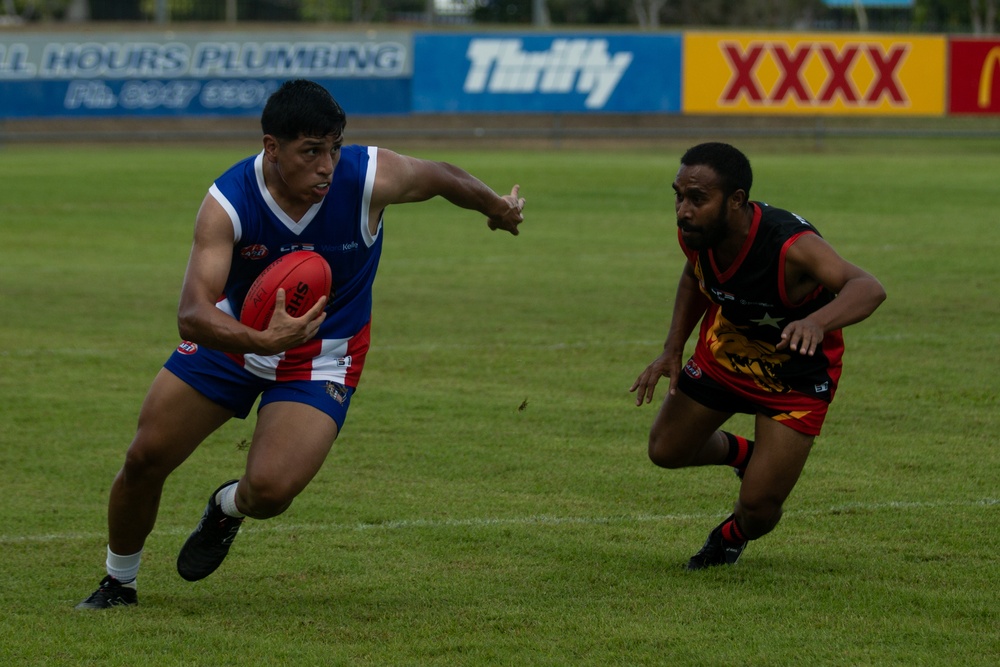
[164,342,354,429]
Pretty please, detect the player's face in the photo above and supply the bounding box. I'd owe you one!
[269,132,343,204]
[673,164,729,250]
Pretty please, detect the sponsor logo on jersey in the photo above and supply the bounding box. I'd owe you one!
[177,341,198,355]
[710,287,737,302]
[463,38,633,109]
[240,244,269,260]
[684,359,703,379]
[281,243,316,252]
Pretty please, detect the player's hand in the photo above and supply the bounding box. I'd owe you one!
[487,185,525,235]
[776,318,824,356]
[629,352,679,406]
[260,289,327,354]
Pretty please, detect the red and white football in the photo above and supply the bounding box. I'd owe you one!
[239,250,332,331]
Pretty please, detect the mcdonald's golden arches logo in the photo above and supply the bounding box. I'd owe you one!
[980,46,1000,109]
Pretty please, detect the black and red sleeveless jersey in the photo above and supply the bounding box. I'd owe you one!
[679,202,845,403]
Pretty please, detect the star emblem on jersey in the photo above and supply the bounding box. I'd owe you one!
[750,312,784,328]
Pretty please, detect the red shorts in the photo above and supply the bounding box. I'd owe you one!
[677,359,831,436]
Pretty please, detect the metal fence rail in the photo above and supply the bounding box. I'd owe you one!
[3,113,1000,147]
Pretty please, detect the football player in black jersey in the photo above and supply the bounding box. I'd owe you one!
[632,142,886,570]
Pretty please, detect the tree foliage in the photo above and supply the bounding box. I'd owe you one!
[1,0,994,32]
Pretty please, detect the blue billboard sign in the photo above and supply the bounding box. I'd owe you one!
[412,33,683,113]
[0,32,413,118]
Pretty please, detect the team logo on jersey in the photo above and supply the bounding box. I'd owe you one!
[750,312,784,329]
[177,341,198,355]
[240,244,269,260]
[684,360,703,379]
[710,287,736,302]
[325,382,348,404]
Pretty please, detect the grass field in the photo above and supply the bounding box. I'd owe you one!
[0,134,997,666]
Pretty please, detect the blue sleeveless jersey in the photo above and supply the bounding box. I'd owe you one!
[207,145,382,386]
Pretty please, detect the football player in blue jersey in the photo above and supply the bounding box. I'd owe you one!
[77,79,525,609]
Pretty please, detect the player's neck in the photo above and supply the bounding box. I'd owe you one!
[262,162,314,222]
[713,206,752,269]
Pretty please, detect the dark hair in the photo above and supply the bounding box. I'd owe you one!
[261,79,347,141]
[680,142,752,200]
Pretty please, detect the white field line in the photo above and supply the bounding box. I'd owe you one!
[1,498,996,545]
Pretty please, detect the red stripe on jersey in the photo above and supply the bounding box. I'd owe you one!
[345,320,371,387]
[778,230,822,308]
[225,351,246,368]
[710,202,762,283]
[276,339,323,381]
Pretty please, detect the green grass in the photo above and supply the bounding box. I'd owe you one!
[0,136,997,666]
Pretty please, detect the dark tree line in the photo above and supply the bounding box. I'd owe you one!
[3,0,995,34]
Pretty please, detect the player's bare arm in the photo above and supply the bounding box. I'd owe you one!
[777,233,887,355]
[370,148,525,235]
[177,194,326,356]
[631,261,710,405]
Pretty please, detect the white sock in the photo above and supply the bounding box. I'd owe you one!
[106,546,141,587]
[216,481,245,518]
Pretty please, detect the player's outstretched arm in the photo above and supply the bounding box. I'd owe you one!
[371,148,525,235]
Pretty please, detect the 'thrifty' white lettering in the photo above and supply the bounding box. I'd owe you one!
[463,38,632,109]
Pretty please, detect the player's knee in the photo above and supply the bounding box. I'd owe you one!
[239,476,296,519]
[647,430,689,468]
[120,437,174,482]
[735,499,783,540]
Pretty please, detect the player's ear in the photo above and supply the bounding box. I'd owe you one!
[730,189,747,210]
[262,134,280,162]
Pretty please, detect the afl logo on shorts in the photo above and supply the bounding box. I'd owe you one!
[684,360,702,379]
[177,341,198,355]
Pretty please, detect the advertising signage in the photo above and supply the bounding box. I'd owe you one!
[684,32,946,115]
[949,39,1000,114]
[412,33,682,113]
[2,30,994,120]
[0,32,413,118]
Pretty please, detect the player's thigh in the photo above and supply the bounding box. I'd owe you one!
[245,401,340,499]
[739,414,815,510]
[650,388,732,457]
[128,368,235,473]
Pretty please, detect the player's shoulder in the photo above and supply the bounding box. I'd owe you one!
[755,201,821,235]
[334,144,377,172]
[210,154,258,208]
[339,143,367,156]
[216,153,258,181]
